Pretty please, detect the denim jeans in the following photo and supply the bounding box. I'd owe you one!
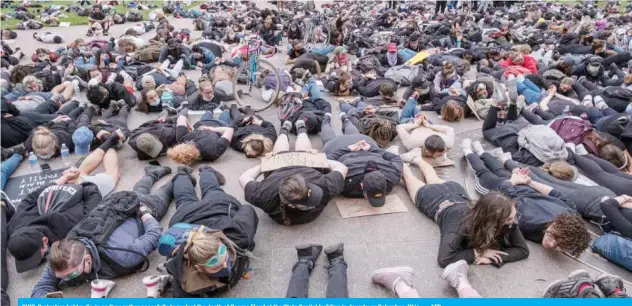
[340,101,368,113]
[311,45,336,56]
[516,79,543,104]
[286,259,348,298]
[75,56,96,70]
[133,174,173,220]
[1,154,22,190]
[398,49,417,62]
[400,98,420,123]
[201,110,231,124]
[303,79,322,102]
[172,167,226,209]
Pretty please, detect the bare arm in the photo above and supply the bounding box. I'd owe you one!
[527,180,554,195]
[239,165,262,189]
[327,159,348,178]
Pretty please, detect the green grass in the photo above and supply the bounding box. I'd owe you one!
[0,0,201,30]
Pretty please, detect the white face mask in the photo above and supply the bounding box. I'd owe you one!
[587,65,600,75]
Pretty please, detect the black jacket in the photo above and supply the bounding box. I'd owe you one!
[128,117,179,160]
[104,83,137,107]
[167,193,258,297]
[230,120,277,152]
[355,77,398,97]
[483,117,542,166]
[24,119,77,157]
[1,116,35,148]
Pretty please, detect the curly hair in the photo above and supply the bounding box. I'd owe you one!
[10,65,36,84]
[167,143,200,165]
[550,213,591,257]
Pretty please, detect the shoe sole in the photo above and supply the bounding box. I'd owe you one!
[91,282,116,298]
[568,269,590,281]
[371,266,415,278]
[542,279,565,298]
[441,260,469,285]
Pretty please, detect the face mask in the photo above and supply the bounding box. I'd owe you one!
[499,223,515,236]
[149,98,161,106]
[206,255,233,278]
[587,65,600,75]
[626,104,632,115]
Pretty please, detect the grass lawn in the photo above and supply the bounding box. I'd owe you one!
[0,0,201,30]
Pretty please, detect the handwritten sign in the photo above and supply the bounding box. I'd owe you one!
[335,195,408,219]
[3,168,68,206]
[261,152,329,172]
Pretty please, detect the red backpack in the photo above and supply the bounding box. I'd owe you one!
[549,117,598,153]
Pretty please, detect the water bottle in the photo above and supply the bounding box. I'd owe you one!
[28,152,40,173]
[61,143,70,166]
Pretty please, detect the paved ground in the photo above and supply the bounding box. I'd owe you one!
[3,3,631,302]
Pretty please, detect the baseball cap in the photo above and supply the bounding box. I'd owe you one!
[362,170,387,207]
[287,182,324,208]
[72,126,94,155]
[387,43,397,53]
[137,133,163,158]
[8,229,45,273]
[302,112,319,132]
[141,75,155,88]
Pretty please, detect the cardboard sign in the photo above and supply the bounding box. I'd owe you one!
[3,168,69,206]
[335,195,408,219]
[260,152,329,172]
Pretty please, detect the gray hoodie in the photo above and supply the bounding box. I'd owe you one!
[31,216,161,297]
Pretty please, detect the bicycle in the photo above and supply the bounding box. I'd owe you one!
[231,36,281,112]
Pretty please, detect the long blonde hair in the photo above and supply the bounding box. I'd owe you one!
[32,127,59,156]
[183,229,239,267]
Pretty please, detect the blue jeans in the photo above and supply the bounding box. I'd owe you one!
[400,98,420,123]
[517,79,544,104]
[1,154,22,190]
[340,101,368,113]
[303,79,322,102]
[201,110,231,124]
[76,57,96,70]
[311,45,335,56]
[398,49,417,62]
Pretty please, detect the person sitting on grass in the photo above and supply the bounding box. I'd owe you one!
[87,5,112,36]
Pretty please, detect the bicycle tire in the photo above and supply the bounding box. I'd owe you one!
[232,59,280,112]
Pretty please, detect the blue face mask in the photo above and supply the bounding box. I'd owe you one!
[150,98,161,107]
[626,103,632,115]
[206,255,233,278]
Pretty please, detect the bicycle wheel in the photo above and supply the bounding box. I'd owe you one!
[232,59,280,112]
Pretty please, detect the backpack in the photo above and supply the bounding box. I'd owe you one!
[66,191,149,277]
[384,65,421,86]
[126,9,142,22]
[548,117,593,145]
[356,55,380,73]
[135,43,161,62]
[278,92,304,121]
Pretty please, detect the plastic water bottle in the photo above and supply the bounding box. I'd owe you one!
[28,152,40,173]
[61,143,70,166]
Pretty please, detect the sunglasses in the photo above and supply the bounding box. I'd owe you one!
[204,243,227,268]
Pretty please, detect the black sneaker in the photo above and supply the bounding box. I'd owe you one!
[594,273,627,298]
[86,29,94,36]
[543,277,597,298]
[103,30,109,36]
[324,243,344,263]
[199,166,225,186]
[175,165,197,186]
[295,244,323,266]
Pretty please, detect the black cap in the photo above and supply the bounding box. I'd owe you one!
[410,34,419,41]
[8,229,45,273]
[362,163,387,207]
[288,183,324,208]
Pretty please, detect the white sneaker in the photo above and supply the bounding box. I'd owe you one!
[90,279,115,298]
[400,147,422,165]
[143,274,172,298]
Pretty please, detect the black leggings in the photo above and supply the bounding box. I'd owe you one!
[20,100,80,126]
[573,80,601,100]
[465,152,511,193]
[572,153,632,196]
[435,0,447,13]
[603,51,632,68]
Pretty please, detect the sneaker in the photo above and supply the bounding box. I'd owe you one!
[295,119,306,130]
[525,102,539,112]
[461,138,473,156]
[143,275,172,298]
[295,244,323,266]
[175,165,196,186]
[371,266,415,293]
[324,243,344,262]
[324,112,332,121]
[281,120,292,133]
[199,166,226,186]
[594,273,627,298]
[581,95,594,108]
[441,260,469,289]
[543,277,596,298]
[144,165,172,180]
[472,140,484,156]
[86,29,94,36]
[568,269,592,282]
[515,95,526,109]
[90,279,116,298]
[505,77,518,102]
[400,147,422,164]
